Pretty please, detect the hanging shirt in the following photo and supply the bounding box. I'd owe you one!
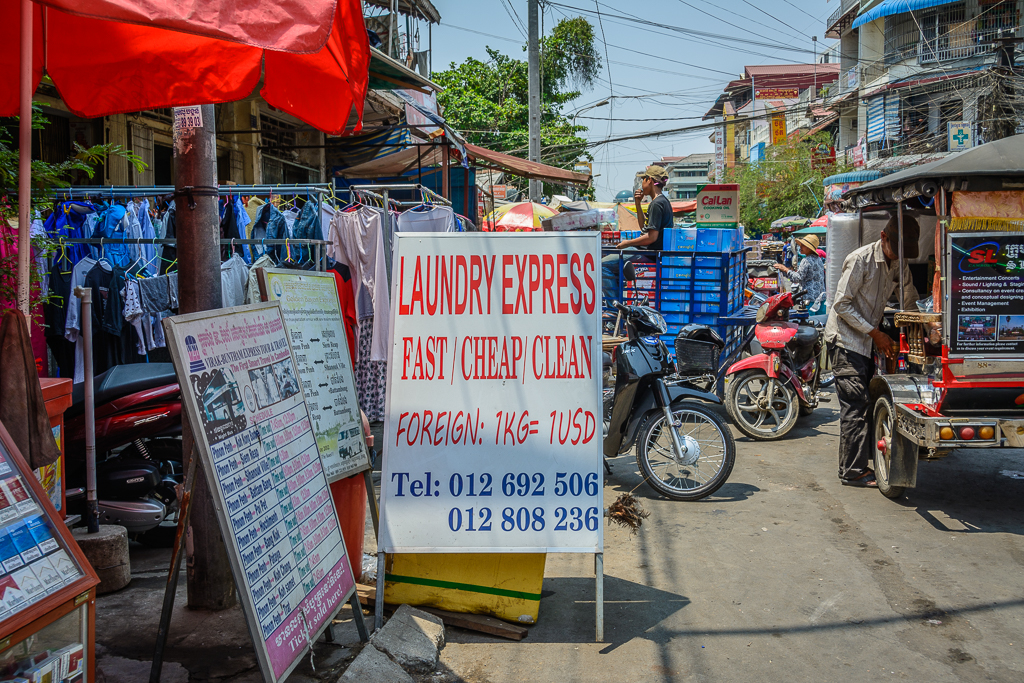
[64,256,98,344]
[245,253,276,304]
[44,201,95,266]
[137,199,157,273]
[220,254,249,308]
[330,264,359,365]
[92,205,131,268]
[397,205,456,233]
[44,260,74,339]
[328,207,390,361]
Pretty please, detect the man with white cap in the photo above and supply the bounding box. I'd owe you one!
[777,233,825,305]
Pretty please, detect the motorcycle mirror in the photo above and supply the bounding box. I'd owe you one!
[623,261,637,282]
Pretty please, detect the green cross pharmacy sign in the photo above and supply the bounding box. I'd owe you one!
[948,122,973,152]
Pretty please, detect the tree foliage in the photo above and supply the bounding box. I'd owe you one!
[727,131,849,236]
[432,17,601,192]
[0,106,145,308]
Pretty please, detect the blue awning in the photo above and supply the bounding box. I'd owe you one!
[823,170,886,185]
[852,0,958,29]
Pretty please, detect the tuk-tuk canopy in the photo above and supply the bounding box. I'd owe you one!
[844,134,1024,209]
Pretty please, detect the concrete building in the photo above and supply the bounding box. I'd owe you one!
[656,154,715,199]
[823,0,1022,170]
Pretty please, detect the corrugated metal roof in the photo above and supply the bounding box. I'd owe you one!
[852,0,958,29]
[745,64,841,77]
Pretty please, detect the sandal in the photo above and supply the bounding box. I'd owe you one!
[841,471,877,488]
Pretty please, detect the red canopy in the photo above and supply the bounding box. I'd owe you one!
[0,0,369,135]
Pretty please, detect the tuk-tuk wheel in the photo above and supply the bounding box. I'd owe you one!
[872,395,905,499]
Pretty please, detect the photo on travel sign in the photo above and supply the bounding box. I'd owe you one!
[949,232,1024,355]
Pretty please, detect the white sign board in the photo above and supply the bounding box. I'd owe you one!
[164,303,356,683]
[260,269,370,481]
[948,121,973,152]
[714,123,725,184]
[173,106,203,131]
[380,234,603,553]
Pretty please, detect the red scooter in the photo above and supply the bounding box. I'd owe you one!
[724,292,825,441]
[64,363,183,543]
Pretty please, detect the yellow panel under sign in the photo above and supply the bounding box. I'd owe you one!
[384,553,546,624]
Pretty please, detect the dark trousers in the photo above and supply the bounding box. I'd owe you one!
[830,343,875,480]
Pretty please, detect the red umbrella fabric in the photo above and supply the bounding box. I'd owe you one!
[0,0,369,135]
[809,215,828,227]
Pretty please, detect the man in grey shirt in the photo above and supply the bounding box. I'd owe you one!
[824,215,919,487]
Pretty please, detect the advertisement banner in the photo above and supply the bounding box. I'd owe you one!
[714,122,724,184]
[755,88,799,99]
[948,233,1024,356]
[771,114,787,146]
[259,269,370,481]
[380,234,603,553]
[696,184,739,226]
[164,303,355,683]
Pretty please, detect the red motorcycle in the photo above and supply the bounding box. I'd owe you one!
[723,292,825,440]
[64,363,183,542]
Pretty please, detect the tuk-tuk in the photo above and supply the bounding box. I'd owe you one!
[840,135,1024,499]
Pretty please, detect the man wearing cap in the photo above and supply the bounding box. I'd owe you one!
[824,215,920,487]
[603,165,672,302]
[776,234,825,305]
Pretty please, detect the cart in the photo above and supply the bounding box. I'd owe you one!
[841,135,1024,498]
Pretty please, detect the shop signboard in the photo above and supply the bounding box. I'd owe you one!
[380,233,603,553]
[948,232,1024,356]
[259,269,370,481]
[164,303,356,683]
[770,114,787,146]
[948,122,973,152]
[696,183,739,226]
[755,88,799,99]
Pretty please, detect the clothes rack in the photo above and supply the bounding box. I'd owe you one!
[43,184,332,199]
[57,238,332,272]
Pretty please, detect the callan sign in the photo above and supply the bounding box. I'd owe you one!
[696,184,739,226]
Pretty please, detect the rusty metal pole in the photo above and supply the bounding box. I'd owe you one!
[173,104,236,610]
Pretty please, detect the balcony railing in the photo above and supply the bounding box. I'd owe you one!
[825,0,859,38]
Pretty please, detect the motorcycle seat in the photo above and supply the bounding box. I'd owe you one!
[787,325,819,351]
[67,363,179,418]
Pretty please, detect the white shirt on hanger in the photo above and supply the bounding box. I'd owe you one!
[397,205,456,233]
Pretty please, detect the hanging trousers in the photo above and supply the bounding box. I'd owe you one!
[830,343,876,480]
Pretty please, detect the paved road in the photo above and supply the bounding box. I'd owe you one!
[439,394,1024,682]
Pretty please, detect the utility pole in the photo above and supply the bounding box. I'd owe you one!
[173,104,237,610]
[528,0,542,202]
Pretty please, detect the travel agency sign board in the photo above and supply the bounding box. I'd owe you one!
[696,183,739,227]
[164,303,356,683]
[380,233,603,553]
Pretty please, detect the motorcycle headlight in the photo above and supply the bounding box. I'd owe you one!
[649,310,667,335]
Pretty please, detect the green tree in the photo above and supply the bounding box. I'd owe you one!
[0,106,144,309]
[728,131,848,236]
[432,17,600,196]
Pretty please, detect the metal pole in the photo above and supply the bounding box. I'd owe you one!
[75,286,99,533]
[363,470,380,539]
[16,0,32,317]
[349,593,370,642]
[374,552,386,630]
[897,201,905,311]
[150,455,198,683]
[174,104,236,610]
[595,552,604,642]
[527,0,541,202]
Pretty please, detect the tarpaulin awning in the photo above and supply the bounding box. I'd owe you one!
[369,48,442,93]
[0,0,370,135]
[861,67,987,99]
[852,0,959,29]
[823,170,885,185]
[338,145,445,178]
[464,144,591,185]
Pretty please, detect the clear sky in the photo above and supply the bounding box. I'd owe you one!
[424,0,838,200]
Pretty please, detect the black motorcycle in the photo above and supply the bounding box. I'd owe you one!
[603,278,737,501]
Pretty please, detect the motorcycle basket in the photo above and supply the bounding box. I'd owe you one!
[674,338,721,376]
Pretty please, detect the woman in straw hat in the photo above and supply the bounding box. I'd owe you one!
[777,233,825,305]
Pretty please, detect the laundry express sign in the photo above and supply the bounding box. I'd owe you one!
[695,183,739,227]
[380,233,603,553]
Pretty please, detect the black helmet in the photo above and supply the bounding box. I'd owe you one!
[678,323,724,349]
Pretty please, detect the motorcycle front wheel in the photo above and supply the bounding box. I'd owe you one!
[636,402,736,501]
[726,370,799,441]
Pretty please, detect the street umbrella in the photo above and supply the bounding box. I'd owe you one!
[770,216,811,229]
[482,202,557,232]
[0,0,370,134]
[792,225,827,236]
[809,215,828,227]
